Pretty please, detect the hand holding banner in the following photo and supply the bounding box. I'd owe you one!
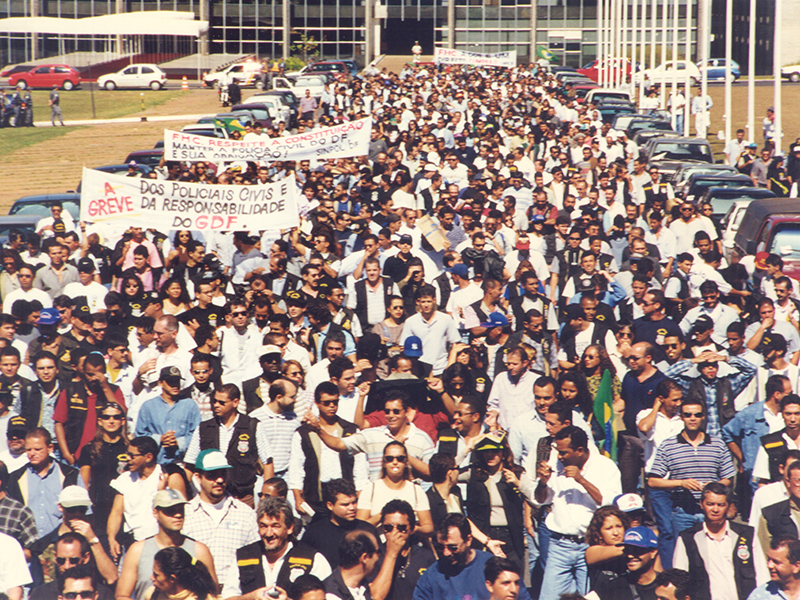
[433,48,517,68]
[163,117,372,162]
[80,168,300,231]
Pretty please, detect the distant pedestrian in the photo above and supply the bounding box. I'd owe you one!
[49,85,64,126]
[23,90,33,127]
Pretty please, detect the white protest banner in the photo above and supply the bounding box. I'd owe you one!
[80,168,299,231]
[434,48,517,68]
[163,117,372,162]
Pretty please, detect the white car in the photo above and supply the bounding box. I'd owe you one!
[98,64,167,91]
[272,75,327,98]
[782,63,800,83]
[240,95,291,127]
[635,60,701,86]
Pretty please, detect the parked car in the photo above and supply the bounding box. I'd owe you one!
[697,58,740,82]
[272,74,327,98]
[203,60,263,88]
[683,173,754,204]
[673,163,740,196]
[733,198,800,279]
[240,95,291,126]
[98,64,167,90]
[720,200,757,260]
[73,164,154,193]
[577,58,635,83]
[635,60,701,86]
[572,82,599,103]
[8,64,81,90]
[180,123,229,138]
[8,193,81,220]
[123,149,164,167]
[230,104,276,129]
[584,88,633,105]
[699,186,775,224]
[256,89,299,124]
[782,63,800,83]
[0,216,40,246]
[297,61,351,83]
[643,136,714,181]
[632,130,682,146]
[626,119,674,138]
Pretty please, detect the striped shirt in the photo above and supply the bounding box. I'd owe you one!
[342,423,435,481]
[250,405,300,474]
[648,432,735,500]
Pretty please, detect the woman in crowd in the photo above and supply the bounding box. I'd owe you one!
[159,277,192,316]
[146,546,218,600]
[356,441,433,534]
[585,505,631,586]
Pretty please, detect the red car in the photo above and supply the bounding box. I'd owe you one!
[9,64,81,90]
[577,59,633,83]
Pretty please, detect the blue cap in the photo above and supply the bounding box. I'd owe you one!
[480,312,509,329]
[404,335,423,357]
[37,307,60,326]
[451,263,469,279]
[623,526,658,549]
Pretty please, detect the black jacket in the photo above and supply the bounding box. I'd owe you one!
[466,474,525,562]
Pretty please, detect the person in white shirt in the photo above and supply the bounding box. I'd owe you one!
[62,258,108,313]
[636,379,685,473]
[3,264,52,314]
[725,129,750,166]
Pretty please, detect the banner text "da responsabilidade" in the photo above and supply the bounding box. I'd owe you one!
[139,180,287,215]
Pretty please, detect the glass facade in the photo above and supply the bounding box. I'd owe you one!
[0,0,696,69]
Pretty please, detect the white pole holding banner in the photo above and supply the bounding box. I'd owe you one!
[724,0,732,142]
[671,0,678,130]
[599,0,605,87]
[660,0,668,108]
[684,0,691,136]
[774,0,782,153]
[747,0,755,141]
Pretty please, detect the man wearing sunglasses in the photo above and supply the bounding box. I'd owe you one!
[590,527,661,600]
[30,532,114,600]
[646,398,735,570]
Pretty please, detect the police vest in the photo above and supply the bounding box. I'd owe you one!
[678,521,756,600]
[236,541,319,593]
[434,272,452,311]
[198,414,260,496]
[298,420,357,510]
[687,377,735,428]
[760,429,790,482]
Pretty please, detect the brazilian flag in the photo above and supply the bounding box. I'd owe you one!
[592,369,617,461]
[536,45,556,61]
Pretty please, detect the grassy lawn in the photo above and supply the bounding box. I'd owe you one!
[0,125,80,155]
[18,88,191,121]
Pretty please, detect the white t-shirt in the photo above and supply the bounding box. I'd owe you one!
[356,479,430,517]
[109,464,163,540]
[63,280,109,313]
[0,532,31,590]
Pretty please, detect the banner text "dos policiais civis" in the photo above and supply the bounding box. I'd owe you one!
[80,168,299,231]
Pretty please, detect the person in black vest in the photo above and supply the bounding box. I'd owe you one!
[632,289,683,365]
[673,482,764,600]
[184,383,274,508]
[242,346,284,413]
[590,526,660,600]
[288,383,367,516]
[302,479,378,569]
[223,497,331,599]
[758,459,800,549]
[323,530,383,600]
[350,258,398,331]
[664,253,694,320]
[754,395,800,485]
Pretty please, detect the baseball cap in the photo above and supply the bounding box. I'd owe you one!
[793,146,800,153]
[762,333,788,353]
[614,493,645,513]
[404,335,423,357]
[7,415,27,437]
[451,264,469,279]
[128,160,138,168]
[77,258,95,273]
[398,234,413,246]
[195,449,232,472]
[755,251,769,270]
[153,489,188,509]
[423,163,438,173]
[747,142,758,148]
[473,430,508,452]
[59,485,92,508]
[480,312,509,329]
[260,345,282,359]
[159,366,182,385]
[37,307,60,326]
[53,219,66,234]
[623,526,658,549]
[692,315,714,333]
[530,214,546,224]
[516,236,530,250]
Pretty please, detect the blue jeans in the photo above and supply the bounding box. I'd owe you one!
[648,487,675,568]
[530,519,552,597]
[539,536,588,600]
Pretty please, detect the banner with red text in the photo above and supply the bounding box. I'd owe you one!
[163,117,372,162]
[434,48,517,68]
[80,168,299,231]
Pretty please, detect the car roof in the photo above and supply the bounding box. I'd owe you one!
[11,193,80,205]
[737,198,800,243]
[702,186,775,199]
[125,149,163,156]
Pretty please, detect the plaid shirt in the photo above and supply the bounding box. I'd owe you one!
[182,495,259,586]
[0,494,38,548]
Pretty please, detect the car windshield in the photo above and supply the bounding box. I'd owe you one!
[652,142,713,162]
[11,201,79,219]
[710,196,759,218]
[629,121,672,135]
[770,224,800,259]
